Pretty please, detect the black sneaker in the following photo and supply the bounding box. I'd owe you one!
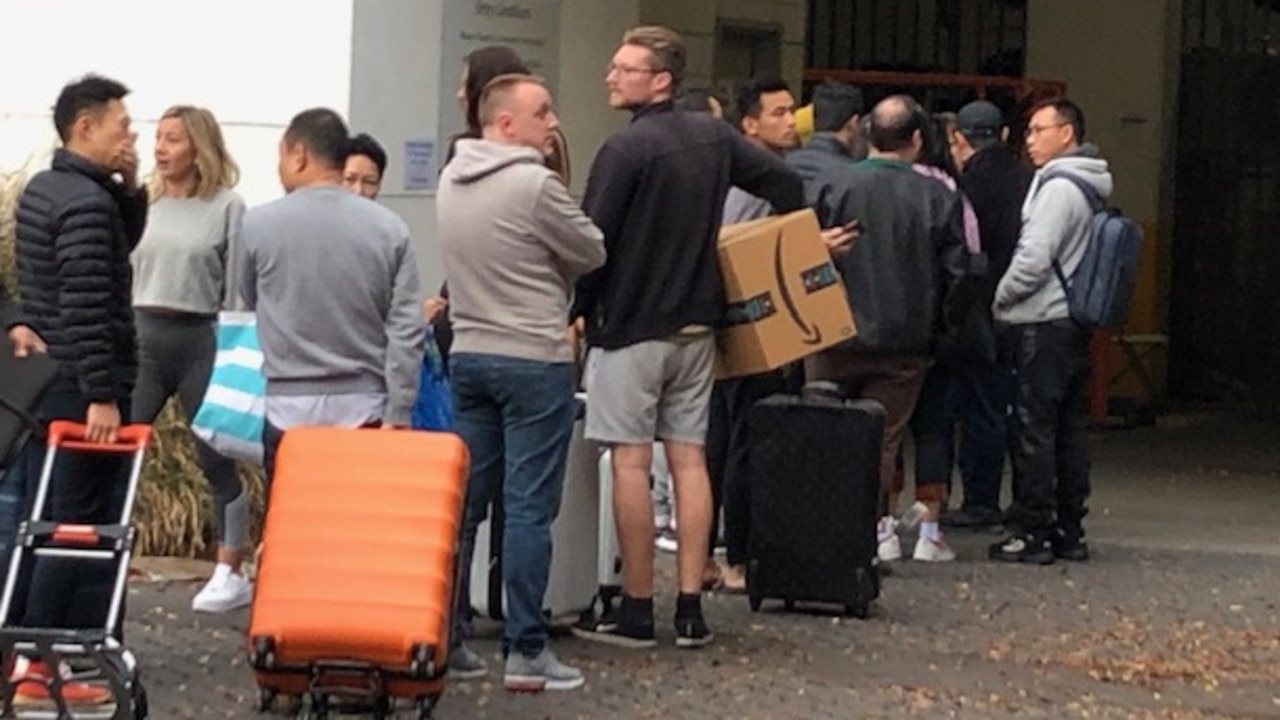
[1052,527,1091,562]
[673,593,713,649]
[988,532,1054,565]
[571,597,657,649]
[674,613,712,649]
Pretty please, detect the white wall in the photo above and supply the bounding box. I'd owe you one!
[350,0,639,293]
[1026,0,1171,228]
[638,0,807,99]
[1,0,642,294]
[349,0,446,294]
[0,0,353,208]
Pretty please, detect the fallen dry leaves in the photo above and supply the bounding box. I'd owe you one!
[987,616,1280,690]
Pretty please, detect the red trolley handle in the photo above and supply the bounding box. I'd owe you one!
[46,421,153,453]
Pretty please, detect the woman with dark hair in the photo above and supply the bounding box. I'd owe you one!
[448,46,530,159]
[917,112,963,181]
[425,46,572,348]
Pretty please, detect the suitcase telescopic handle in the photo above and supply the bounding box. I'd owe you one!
[46,421,153,453]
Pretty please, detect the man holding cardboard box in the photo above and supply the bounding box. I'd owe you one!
[708,77,855,593]
[572,26,804,650]
[800,95,968,564]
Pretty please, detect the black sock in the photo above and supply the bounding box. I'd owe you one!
[621,595,654,626]
[675,593,703,618]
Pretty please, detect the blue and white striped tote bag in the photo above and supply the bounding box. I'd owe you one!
[191,311,266,465]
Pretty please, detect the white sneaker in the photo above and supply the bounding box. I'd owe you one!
[654,527,678,553]
[898,501,928,531]
[877,517,901,562]
[912,535,957,563]
[192,563,253,613]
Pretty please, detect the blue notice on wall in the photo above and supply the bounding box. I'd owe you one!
[403,139,436,192]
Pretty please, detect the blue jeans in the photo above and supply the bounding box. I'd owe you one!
[449,353,575,658]
[946,358,1011,512]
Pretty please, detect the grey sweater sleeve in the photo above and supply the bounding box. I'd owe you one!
[994,180,1082,311]
[383,236,425,427]
[238,211,258,312]
[221,194,248,311]
[534,176,605,278]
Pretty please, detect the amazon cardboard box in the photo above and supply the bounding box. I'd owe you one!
[716,209,856,379]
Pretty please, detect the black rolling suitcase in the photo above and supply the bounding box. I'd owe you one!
[745,392,883,618]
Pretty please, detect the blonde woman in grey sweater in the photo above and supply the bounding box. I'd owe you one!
[130,105,250,613]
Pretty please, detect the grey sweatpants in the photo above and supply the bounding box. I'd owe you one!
[132,311,247,551]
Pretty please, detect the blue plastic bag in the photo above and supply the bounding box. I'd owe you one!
[411,328,453,431]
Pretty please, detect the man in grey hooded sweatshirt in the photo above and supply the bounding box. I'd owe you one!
[990,98,1112,565]
[437,73,605,693]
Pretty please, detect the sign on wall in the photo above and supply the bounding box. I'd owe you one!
[438,0,563,157]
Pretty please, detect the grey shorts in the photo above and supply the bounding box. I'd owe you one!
[584,334,716,445]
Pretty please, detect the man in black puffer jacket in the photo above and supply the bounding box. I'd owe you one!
[9,74,145,709]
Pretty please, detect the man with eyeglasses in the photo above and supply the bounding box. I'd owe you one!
[571,25,803,651]
[989,98,1112,565]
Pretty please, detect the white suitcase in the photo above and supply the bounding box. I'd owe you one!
[470,394,602,622]
[585,443,669,621]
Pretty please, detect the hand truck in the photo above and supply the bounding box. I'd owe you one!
[0,421,152,720]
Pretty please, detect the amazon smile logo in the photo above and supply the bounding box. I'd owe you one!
[773,231,824,345]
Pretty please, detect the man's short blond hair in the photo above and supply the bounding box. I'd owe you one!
[622,25,686,91]
[478,73,545,127]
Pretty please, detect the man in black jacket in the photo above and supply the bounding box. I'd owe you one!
[572,25,803,651]
[786,79,867,196]
[800,95,967,563]
[9,74,145,709]
[941,101,1034,530]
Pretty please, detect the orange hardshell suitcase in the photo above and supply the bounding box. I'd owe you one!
[246,427,468,719]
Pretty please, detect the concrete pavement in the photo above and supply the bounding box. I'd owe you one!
[120,410,1280,718]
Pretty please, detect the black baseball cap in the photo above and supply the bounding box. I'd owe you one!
[956,100,1004,137]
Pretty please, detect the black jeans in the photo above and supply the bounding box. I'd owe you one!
[1006,321,1091,536]
[19,380,131,637]
[705,371,786,567]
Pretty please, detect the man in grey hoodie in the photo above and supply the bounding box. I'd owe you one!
[989,98,1112,565]
[438,74,605,693]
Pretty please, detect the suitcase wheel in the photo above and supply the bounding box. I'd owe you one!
[783,600,796,613]
[370,695,395,720]
[416,695,440,719]
[299,693,331,719]
[844,602,870,619]
[409,643,437,678]
[847,566,876,620]
[257,687,276,712]
[250,635,277,669]
[132,678,149,719]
